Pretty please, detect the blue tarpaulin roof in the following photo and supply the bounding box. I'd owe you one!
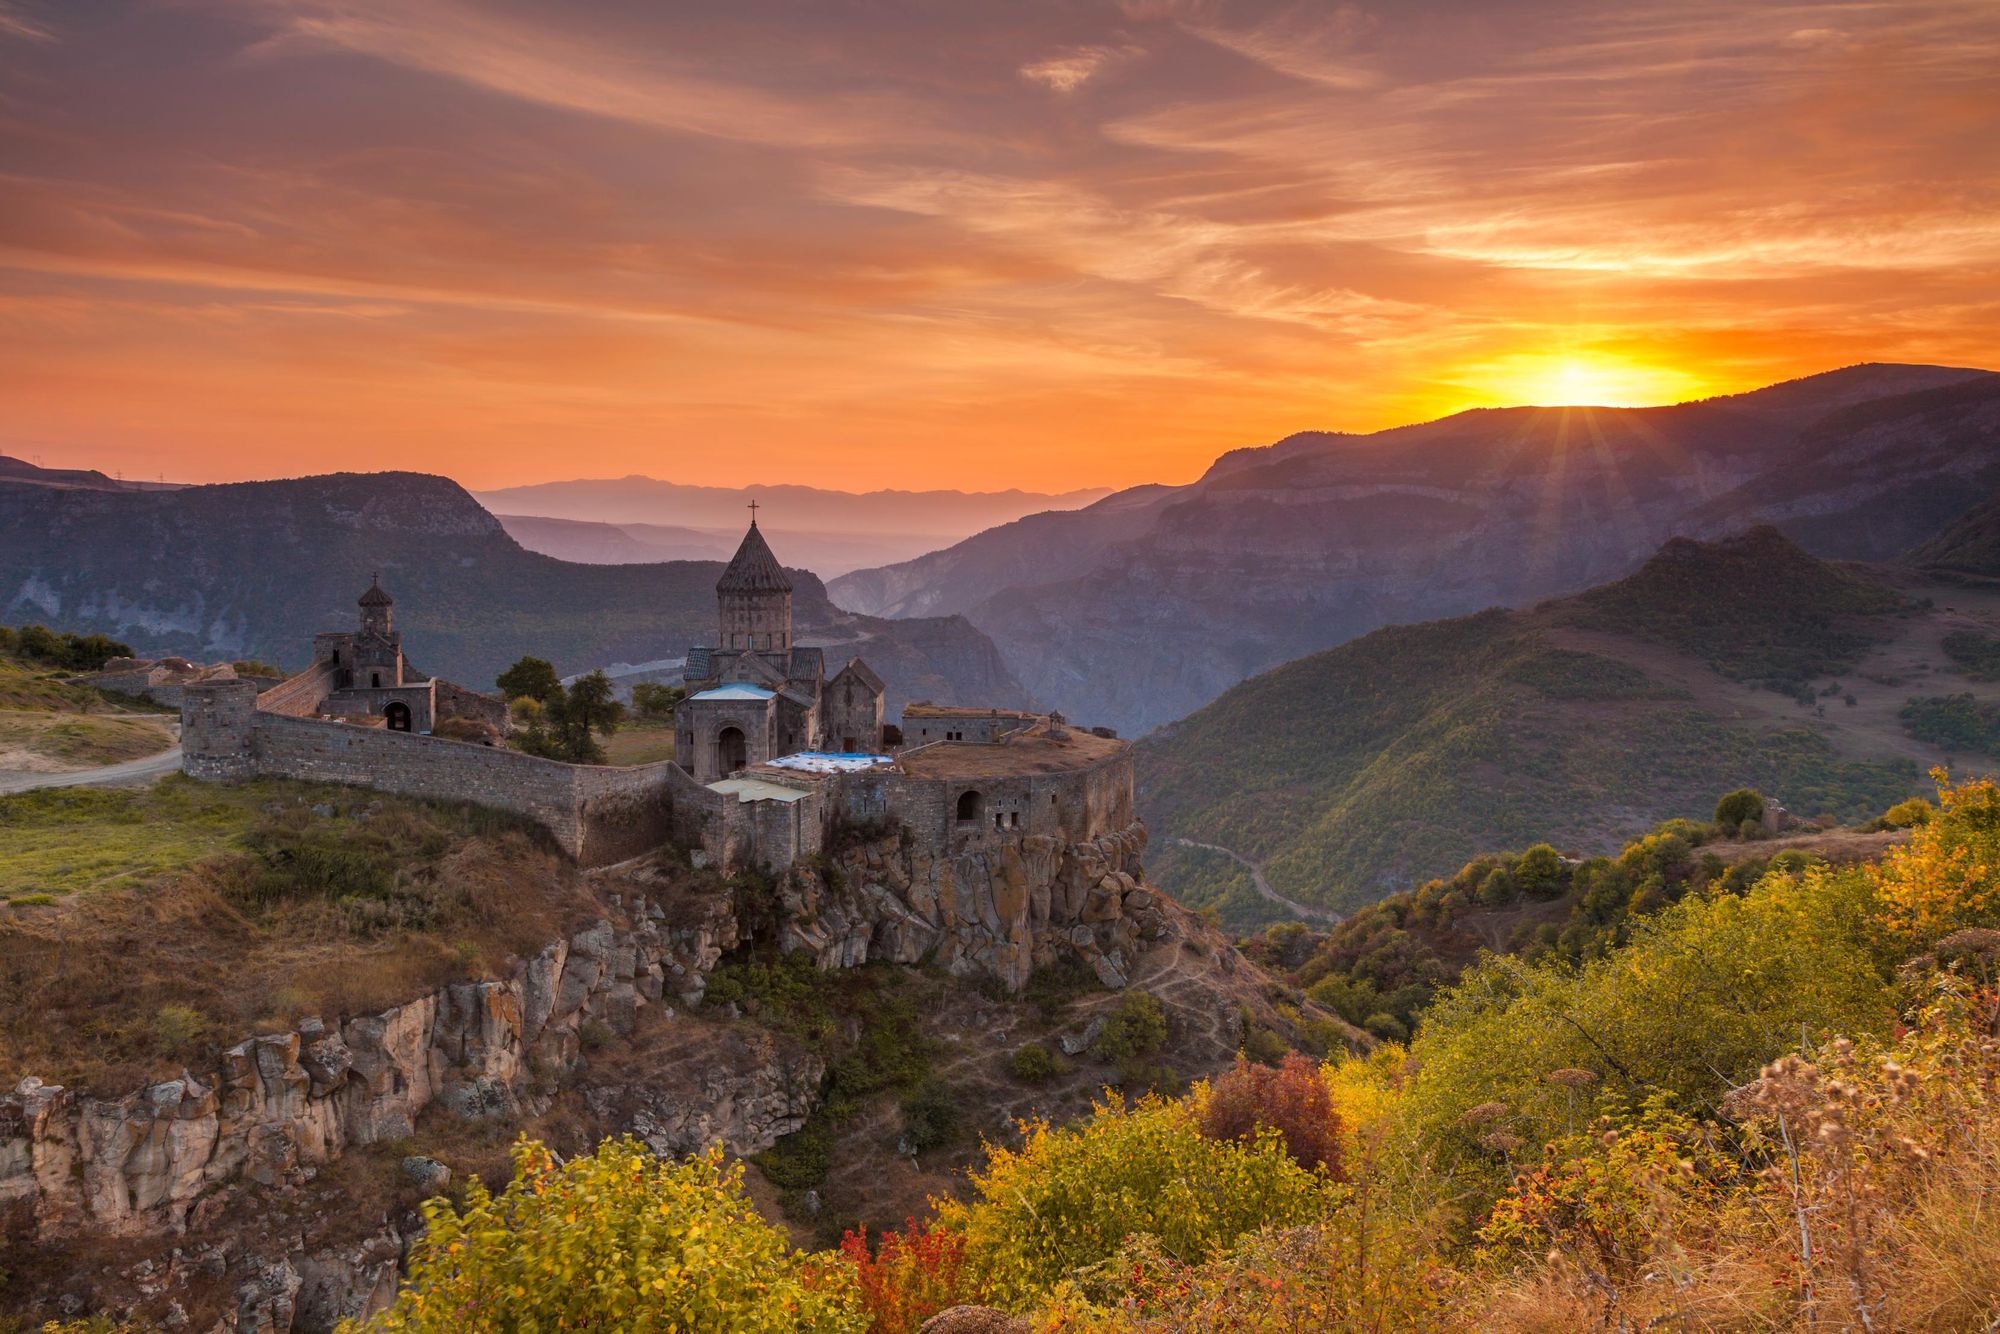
[766,752,895,774]
[690,684,776,702]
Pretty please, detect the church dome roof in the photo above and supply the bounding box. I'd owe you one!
[358,574,394,607]
[717,521,792,594]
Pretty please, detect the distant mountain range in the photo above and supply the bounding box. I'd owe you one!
[0,468,1027,716]
[1137,525,2000,925]
[831,364,2000,736]
[476,478,1113,578]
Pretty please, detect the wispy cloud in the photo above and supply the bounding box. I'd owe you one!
[1019,43,1141,93]
[0,0,1993,488]
[0,2,54,42]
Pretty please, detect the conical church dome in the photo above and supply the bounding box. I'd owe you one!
[717,520,793,594]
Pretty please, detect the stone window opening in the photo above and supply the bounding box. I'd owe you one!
[1010,811,1020,829]
[371,671,382,688]
[956,790,983,825]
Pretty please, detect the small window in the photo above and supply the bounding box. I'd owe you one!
[1009,811,1019,828]
[371,672,381,688]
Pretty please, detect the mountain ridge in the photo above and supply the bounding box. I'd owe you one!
[0,470,1028,716]
[833,363,2000,735]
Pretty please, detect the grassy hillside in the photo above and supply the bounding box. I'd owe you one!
[1911,484,2000,576]
[1139,530,1945,920]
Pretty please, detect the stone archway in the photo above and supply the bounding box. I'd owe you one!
[955,789,983,825]
[384,701,412,732]
[716,726,748,775]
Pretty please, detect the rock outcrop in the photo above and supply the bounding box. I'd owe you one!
[780,821,1171,992]
[0,885,738,1242]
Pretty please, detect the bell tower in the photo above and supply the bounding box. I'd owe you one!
[716,506,793,654]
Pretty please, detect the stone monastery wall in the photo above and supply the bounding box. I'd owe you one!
[184,680,1129,878]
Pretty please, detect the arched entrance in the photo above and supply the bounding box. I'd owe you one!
[955,789,983,825]
[384,701,412,732]
[716,726,748,775]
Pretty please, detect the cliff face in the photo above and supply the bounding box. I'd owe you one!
[782,822,1162,993]
[0,875,799,1331]
[0,818,1252,1331]
[831,366,2000,735]
[0,470,1029,713]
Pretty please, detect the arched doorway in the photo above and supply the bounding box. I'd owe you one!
[955,789,983,825]
[384,701,412,732]
[716,726,748,775]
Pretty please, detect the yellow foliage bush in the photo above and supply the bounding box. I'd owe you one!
[934,1094,1332,1309]
[1871,772,2000,947]
[341,1137,862,1333]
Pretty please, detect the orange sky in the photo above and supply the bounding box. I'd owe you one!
[1,0,1996,491]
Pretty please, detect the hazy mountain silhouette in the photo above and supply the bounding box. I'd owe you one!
[0,471,1027,716]
[833,364,2000,735]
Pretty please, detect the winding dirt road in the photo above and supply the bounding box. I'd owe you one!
[1170,837,1341,924]
[0,745,183,795]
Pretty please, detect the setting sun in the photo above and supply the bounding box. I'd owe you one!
[1446,351,1717,411]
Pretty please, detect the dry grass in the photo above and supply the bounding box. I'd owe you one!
[601,718,680,767]
[0,784,620,1093]
[0,710,173,770]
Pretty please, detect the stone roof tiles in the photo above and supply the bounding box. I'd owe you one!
[716,521,792,594]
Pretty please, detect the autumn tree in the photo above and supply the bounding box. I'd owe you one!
[344,1138,862,1333]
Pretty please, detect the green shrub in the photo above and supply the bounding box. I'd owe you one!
[1878,797,1934,830]
[1713,788,1764,829]
[1513,843,1566,899]
[937,1095,1332,1306]
[1093,991,1167,1063]
[1363,1012,1408,1042]
[152,1003,208,1053]
[1900,694,2000,755]
[900,1078,961,1153]
[1009,1042,1069,1083]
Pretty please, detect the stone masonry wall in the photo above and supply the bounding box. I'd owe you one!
[255,662,338,718]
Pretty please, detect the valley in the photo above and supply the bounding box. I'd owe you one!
[1141,527,2000,923]
[834,366,2000,737]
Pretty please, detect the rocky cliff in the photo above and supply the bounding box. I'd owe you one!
[0,818,1227,1331]
[783,822,1161,993]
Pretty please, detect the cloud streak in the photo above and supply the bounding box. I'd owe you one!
[0,0,1993,488]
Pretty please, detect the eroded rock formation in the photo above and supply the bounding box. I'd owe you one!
[780,821,1168,991]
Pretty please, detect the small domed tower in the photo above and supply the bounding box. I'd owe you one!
[352,573,404,688]
[358,573,395,640]
[717,515,793,654]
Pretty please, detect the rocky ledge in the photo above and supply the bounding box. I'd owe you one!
[781,820,1168,991]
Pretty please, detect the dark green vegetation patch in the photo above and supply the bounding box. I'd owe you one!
[1900,694,2000,756]
[1559,526,1901,691]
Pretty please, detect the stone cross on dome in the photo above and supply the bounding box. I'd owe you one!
[747,498,760,524]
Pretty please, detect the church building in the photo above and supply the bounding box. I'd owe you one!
[675,515,886,781]
[310,575,440,732]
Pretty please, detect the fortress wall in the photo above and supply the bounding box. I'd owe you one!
[828,746,1136,859]
[571,761,692,867]
[256,660,339,718]
[249,712,592,853]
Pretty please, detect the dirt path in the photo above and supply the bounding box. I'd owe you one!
[0,744,183,795]
[1170,837,1341,923]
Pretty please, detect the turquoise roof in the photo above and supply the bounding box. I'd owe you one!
[690,684,775,702]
